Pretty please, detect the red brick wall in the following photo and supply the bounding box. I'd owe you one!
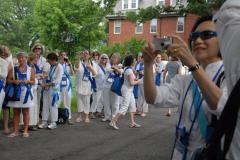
[108,14,198,46]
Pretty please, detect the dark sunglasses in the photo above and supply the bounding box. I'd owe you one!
[189,30,217,42]
[101,57,108,60]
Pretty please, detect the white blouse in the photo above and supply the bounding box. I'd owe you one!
[154,60,226,151]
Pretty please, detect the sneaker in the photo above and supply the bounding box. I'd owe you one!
[47,123,57,130]
[109,122,119,130]
[102,118,110,122]
[38,122,48,129]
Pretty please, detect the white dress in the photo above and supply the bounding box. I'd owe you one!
[0,57,8,111]
[8,66,34,108]
[153,61,226,160]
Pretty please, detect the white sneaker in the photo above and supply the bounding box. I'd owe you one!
[38,122,48,129]
[102,118,110,122]
[47,122,57,130]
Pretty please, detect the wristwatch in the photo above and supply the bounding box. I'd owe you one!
[189,63,200,72]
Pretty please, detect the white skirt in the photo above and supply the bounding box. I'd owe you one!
[8,86,34,108]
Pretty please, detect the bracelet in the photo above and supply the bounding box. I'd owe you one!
[189,63,200,72]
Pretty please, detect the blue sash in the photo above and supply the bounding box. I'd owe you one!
[48,65,60,107]
[99,64,106,75]
[82,62,97,92]
[34,64,43,74]
[18,67,33,104]
[155,73,161,86]
[0,80,5,93]
[60,64,72,92]
[133,84,139,99]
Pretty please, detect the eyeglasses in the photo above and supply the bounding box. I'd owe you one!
[101,57,108,60]
[189,30,217,42]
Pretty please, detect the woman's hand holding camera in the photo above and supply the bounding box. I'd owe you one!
[168,35,198,68]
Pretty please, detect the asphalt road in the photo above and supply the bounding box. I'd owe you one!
[0,107,177,160]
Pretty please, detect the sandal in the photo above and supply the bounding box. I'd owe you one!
[75,117,82,123]
[129,123,141,128]
[23,132,29,138]
[8,132,19,138]
[85,118,90,123]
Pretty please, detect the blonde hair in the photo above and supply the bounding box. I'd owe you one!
[28,53,38,62]
[0,45,10,57]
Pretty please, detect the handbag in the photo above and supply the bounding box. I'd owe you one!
[111,67,131,96]
[4,66,21,102]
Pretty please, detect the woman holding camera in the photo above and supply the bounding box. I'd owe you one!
[59,51,74,125]
[75,50,97,123]
[7,52,35,138]
[143,16,226,159]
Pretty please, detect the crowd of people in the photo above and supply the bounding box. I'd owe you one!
[1,1,240,159]
[0,42,186,138]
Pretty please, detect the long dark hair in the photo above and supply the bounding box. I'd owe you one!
[123,54,134,67]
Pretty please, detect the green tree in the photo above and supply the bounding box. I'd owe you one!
[33,0,117,55]
[0,0,36,53]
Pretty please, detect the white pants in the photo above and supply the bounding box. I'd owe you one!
[137,84,148,113]
[77,94,90,114]
[0,90,5,113]
[119,87,136,115]
[37,86,42,122]
[90,90,103,113]
[42,90,59,122]
[102,88,119,120]
[60,86,72,119]
[29,89,38,125]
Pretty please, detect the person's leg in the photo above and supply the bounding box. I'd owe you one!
[129,93,141,128]
[102,89,111,121]
[83,95,91,123]
[3,108,10,134]
[96,92,104,115]
[22,108,30,136]
[76,93,83,122]
[110,91,119,119]
[12,108,21,134]
[39,91,49,128]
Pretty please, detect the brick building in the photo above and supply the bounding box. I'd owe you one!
[107,0,198,45]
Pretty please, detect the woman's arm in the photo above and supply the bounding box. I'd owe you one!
[127,74,141,86]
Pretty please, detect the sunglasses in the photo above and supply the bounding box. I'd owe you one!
[189,30,217,42]
[101,57,108,60]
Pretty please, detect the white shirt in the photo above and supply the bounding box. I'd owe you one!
[154,61,226,153]
[95,64,107,91]
[38,56,50,73]
[76,61,97,95]
[123,67,135,91]
[47,63,64,86]
[0,57,8,80]
[215,1,240,159]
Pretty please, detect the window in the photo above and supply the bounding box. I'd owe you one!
[123,0,128,9]
[176,17,184,33]
[170,0,177,6]
[114,20,121,34]
[150,19,157,33]
[131,0,137,9]
[122,0,138,10]
[156,0,165,7]
[135,21,143,34]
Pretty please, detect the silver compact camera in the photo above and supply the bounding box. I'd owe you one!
[153,36,172,52]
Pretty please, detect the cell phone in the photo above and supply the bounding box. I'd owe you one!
[64,57,68,62]
[153,37,173,52]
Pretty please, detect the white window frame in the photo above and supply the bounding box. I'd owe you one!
[150,19,157,33]
[135,21,143,34]
[176,17,184,33]
[122,0,138,10]
[122,0,128,9]
[156,0,165,7]
[114,20,121,34]
[170,0,177,6]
